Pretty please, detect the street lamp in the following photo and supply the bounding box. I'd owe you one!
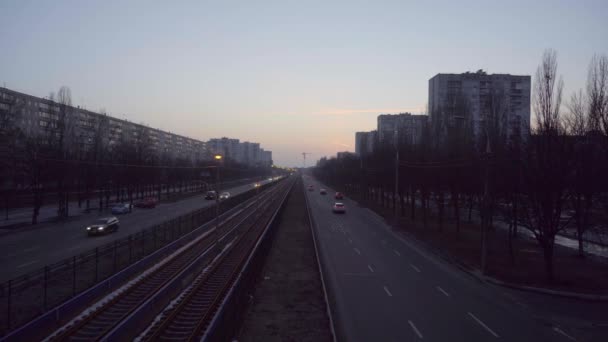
[214,154,223,251]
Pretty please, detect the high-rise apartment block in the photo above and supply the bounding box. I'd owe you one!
[377,113,428,146]
[355,130,377,156]
[428,70,531,142]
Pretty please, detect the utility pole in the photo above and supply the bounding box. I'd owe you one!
[302,152,313,168]
[481,138,492,275]
[214,154,222,252]
[394,128,400,217]
[395,148,399,217]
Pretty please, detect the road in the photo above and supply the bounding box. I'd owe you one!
[304,175,593,342]
[0,178,278,283]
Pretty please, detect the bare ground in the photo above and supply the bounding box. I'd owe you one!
[238,179,331,342]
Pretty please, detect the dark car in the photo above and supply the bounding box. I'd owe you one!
[335,192,344,200]
[135,197,158,208]
[308,185,314,191]
[86,217,119,235]
[205,191,217,200]
[320,188,327,195]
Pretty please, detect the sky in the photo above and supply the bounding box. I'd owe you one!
[1,0,607,166]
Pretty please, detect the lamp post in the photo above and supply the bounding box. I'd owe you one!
[214,154,223,251]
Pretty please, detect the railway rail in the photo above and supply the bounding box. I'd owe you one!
[137,176,292,341]
[43,177,292,341]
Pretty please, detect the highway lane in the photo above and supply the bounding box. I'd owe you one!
[0,178,279,282]
[304,176,574,342]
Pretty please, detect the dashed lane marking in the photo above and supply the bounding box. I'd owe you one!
[17,260,39,268]
[468,312,499,338]
[393,250,401,256]
[408,320,423,339]
[354,248,361,255]
[383,286,393,297]
[553,327,577,341]
[410,264,421,273]
[436,286,450,297]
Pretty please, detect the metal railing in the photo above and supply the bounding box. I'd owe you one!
[0,180,278,337]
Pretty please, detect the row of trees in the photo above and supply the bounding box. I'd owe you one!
[314,50,608,281]
[0,87,270,224]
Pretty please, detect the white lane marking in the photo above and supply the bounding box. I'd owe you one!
[348,238,353,244]
[410,264,421,273]
[354,248,361,255]
[368,265,375,273]
[23,246,39,252]
[393,250,401,256]
[5,253,19,258]
[383,286,393,297]
[408,320,423,339]
[553,327,577,341]
[17,260,39,268]
[468,312,499,338]
[436,286,450,297]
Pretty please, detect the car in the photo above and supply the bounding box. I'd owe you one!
[335,192,344,200]
[111,203,131,214]
[332,202,346,214]
[86,217,119,235]
[205,191,217,200]
[135,197,157,208]
[308,185,314,191]
[320,188,327,195]
[219,192,231,200]
[254,183,261,188]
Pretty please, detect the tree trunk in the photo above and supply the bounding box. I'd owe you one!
[453,192,460,233]
[410,187,415,221]
[468,195,473,222]
[438,192,444,232]
[542,238,555,282]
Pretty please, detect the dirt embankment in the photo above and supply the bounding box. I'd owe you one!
[238,178,332,342]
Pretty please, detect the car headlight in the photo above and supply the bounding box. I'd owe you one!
[86,227,91,230]
[99,226,104,230]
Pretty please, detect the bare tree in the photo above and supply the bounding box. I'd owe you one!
[49,86,77,218]
[0,91,25,220]
[521,49,570,281]
[587,54,608,135]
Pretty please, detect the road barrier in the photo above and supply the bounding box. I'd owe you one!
[0,179,280,338]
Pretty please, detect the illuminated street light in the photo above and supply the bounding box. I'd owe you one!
[214,154,223,252]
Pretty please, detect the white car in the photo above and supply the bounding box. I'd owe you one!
[332,202,346,214]
[219,192,231,200]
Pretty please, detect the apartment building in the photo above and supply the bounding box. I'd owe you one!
[428,70,531,143]
[355,130,377,156]
[0,87,210,162]
[377,113,428,146]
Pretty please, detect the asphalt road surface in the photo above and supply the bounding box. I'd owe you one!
[0,178,278,283]
[304,175,589,342]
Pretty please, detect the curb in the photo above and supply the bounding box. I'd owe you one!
[303,177,339,342]
[344,192,608,302]
[396,226,608,301]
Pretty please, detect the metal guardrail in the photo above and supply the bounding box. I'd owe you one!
[302,177,339,342]
[0,180,279,338]
[201,177,296,341]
